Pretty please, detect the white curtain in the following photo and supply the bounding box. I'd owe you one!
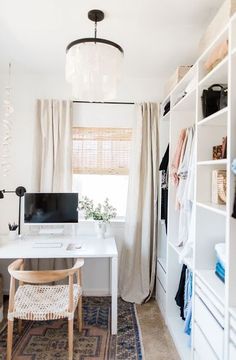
[119,102,159,304]
[37,99,72,192]
[31,99,73,271]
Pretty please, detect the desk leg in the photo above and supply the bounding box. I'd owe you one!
[111,256,118,335]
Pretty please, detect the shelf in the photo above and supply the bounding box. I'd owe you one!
[169,242,193,269]
[198,107,228,126]
[161,112,170,121]
[198,55,228,88]
[197,159,227,166]
[196,202,226,216]
[172,88,196,112]
[196,269,225,304]
[167,315,191,360]
[169,241,183,256]
[161,94,171,108]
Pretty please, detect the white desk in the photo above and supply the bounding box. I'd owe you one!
[0,235,118,335]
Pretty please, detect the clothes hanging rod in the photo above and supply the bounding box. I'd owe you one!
[73,100,135,105]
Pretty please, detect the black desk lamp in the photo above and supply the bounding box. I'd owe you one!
[0,186,26,235]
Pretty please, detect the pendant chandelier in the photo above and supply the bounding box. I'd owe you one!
[65,9,124,102]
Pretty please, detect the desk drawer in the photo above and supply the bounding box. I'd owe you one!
[157,260,166,291]
[195,295,224,358]
[194,323,218,360]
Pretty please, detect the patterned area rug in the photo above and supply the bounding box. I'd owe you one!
[0,297,143,359]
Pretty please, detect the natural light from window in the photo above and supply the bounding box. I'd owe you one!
[73,174,129,218]
[72,126,132,219]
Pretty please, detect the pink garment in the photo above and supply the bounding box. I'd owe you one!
[171,128,187,186]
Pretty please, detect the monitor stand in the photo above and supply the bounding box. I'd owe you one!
[39,227,64,235]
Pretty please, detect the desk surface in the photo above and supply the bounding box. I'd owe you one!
[0,235,118,259]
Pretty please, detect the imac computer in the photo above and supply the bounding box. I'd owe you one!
[24,193,78,237]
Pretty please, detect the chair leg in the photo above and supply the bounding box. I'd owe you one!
[77,297,83,332]
[18,319,23,334]
[68,318,74,360]
[7,319,14,360]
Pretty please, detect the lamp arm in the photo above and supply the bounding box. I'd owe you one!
[0,186,26,235]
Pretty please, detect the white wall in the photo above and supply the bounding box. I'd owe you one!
[0,70,161,294]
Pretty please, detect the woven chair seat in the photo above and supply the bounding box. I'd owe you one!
[8,284,82,321]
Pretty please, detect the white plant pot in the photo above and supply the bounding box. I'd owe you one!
[94,221,107,239]
[9,230,17,240]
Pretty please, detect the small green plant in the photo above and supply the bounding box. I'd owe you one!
[79,196,117,222]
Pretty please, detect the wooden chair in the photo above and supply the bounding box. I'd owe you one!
[7,258,84,360]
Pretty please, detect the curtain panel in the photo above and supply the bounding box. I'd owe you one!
[32,99,73,271]
[37,99,73,192]
[119,102,159,304]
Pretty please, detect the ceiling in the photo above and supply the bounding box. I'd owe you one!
[0,0,224,79]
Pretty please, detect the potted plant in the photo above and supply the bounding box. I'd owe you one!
[78,197,117,238]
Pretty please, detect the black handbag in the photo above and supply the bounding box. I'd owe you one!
[201,84,227,118]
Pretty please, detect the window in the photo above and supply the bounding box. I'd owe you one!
[72,127,132,217]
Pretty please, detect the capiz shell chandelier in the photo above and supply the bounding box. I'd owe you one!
[65,9,124,102]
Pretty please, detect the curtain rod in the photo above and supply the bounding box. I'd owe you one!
[73,100,135,105]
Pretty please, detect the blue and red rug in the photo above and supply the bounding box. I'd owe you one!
[0,297,143,359]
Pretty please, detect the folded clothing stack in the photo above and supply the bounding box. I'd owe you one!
[215,259,225,283]
[215,243,225,283]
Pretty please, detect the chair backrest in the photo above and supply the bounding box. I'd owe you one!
[8,258,84,284]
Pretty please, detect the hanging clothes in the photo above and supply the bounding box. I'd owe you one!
[184,269,193,345]
[178,133,196,256]
[171,129,187,186]
[159,144,169,232]
[176,127,195,246]
[175,264,187,320]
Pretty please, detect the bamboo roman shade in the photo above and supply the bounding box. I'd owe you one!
[72,127,132,175]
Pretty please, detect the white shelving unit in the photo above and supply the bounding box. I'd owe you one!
[156,12,236,360]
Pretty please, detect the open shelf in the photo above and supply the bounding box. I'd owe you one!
[196,269,225,305]
[197,159,227,166]
[172,88,196,112]
[161,112,170,122]
[158,13,235,360]
[198,55,228,89]
[168,243,194,269]
[196,202,226,216]
[168,241,183,256]
[198,107,228,126]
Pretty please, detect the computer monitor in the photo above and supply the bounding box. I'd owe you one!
[24,193,79,224]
